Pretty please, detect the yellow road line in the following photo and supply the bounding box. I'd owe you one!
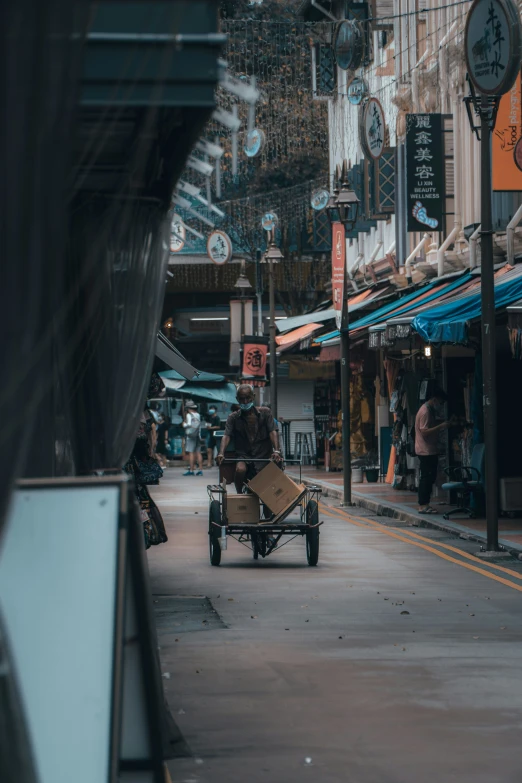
[319,504,522,593]
[325,503,522,582]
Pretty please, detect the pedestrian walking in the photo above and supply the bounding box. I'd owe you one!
[155,415,171,468]
[205,405,221,468]
[183,401,204,476]
[415,386,450,514]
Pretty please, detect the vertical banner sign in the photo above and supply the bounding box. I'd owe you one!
[406,114,445,233]
[493,72,522,190]
[331,222,346,330]
[241,336,268,379]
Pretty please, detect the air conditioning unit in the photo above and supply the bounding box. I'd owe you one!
[500,478,522,513]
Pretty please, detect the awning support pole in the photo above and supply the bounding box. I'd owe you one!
[340,261,352,507]
[480,95,499,551]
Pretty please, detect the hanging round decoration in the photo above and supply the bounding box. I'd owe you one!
[310,189,330,211]
[333,19,365,71]
[207,230,232,265]
[347,76,368,105]
[261,212,279,232]
[465,0,522,96]
[244,128,266,157]
[360,97,386,160]
[170,215,186,253]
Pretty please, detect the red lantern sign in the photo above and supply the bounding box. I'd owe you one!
[331,222,346,330]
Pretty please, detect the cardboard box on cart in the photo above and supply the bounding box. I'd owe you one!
[248,462,306,519]
[225,494,260,524]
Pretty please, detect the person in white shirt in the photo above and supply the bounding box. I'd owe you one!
[182,401,204,476]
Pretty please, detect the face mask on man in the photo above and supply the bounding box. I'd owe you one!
[209,408,216,415]
[239,402,254,411]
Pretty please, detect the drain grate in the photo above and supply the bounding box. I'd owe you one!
[153,595,226,633]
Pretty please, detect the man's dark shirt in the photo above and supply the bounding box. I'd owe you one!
[224,406,276,460]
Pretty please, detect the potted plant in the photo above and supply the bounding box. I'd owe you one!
[361,451,380,483]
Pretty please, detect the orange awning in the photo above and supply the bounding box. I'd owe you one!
[276,322,322,347]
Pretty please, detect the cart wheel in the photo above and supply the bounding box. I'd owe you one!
[209,500,222,566]
[251,532,259,560]
[306,500,319,566]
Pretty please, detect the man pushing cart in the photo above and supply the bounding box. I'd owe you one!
[209,384,323,566]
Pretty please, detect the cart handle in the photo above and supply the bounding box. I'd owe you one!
[220,458,303,482]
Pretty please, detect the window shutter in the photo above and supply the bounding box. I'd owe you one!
[313,43,336,98]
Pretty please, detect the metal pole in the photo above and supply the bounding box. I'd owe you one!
[480,95,499,551]
[269,259,278,420]
[340,263,351,506]
[256,250,264,404]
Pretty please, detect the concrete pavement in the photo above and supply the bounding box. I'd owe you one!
[150,468,522,783]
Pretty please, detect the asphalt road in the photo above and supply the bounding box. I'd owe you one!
[150,469,522,783]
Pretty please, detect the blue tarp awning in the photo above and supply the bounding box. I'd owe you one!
[160,369,225,383]
[172,382,238,405]
[313,273,471,343]
[412,271,522,344]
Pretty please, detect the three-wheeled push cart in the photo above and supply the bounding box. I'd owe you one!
[207,460,323,566]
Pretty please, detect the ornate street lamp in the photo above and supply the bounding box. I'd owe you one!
[326,159,359,506]
[262,233,283,420]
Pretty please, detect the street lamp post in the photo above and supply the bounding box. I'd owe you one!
[463,0,522,550]
[327,161,360,507]
[263,235,283,421]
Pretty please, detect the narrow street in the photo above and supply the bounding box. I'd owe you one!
[151,469,522,783]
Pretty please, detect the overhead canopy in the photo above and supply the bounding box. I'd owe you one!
[276,308,335,333]
[160,369,224,383]
[155,334,199,380]
[412,267,522,344]
[313,274,472,344]
[174,382,238,405]
[276,323,323,347]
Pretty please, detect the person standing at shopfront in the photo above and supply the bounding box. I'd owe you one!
[205,405,221,468]
[415,387,450,514]
[183,401,204,476]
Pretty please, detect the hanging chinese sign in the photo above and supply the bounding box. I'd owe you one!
[310,189,330,211]
[207,230,232,265]
[465,0,521,96]
[241,336,268,379]
[170,215,186,253]
[331,222,346,330]
[493,72,522,189]
[261,212,279,232]
[406,114,445,233]
[347,76,368,105]
[333,20,365,71]
[360,98,386,160]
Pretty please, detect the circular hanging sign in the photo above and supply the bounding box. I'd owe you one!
[244,128,266,157]
[347,76,368,105]
[310,189,330,211]
[360,97,386,160]
[333,20,365,71]
[207,230,232,265]
[465,0,522,96]
[261,212,279,232]
[170,215,186,253]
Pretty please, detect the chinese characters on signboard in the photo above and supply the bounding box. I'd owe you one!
[406,114,445,233]
[241,337,268,379]
[207,230,232,265]
[493,72,522,189]
[465,0,521,97]
[331,222,345,330]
